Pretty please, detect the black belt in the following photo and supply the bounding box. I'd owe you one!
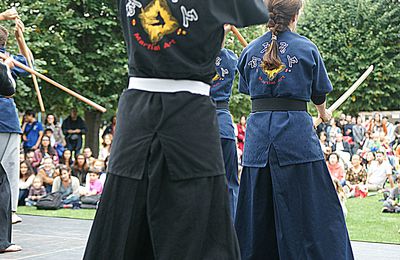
[251,98,307,112]
[215,101,229,110]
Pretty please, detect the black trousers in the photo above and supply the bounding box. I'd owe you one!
[84,137,240,260]
[0,164,12,251]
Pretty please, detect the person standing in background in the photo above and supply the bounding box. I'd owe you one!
[62,108,87,156]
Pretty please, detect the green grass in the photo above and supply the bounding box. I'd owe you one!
[17,195,400,244]
[346,194,400,244]
[17,206,96,220]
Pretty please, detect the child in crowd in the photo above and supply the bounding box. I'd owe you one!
[25,176,47,206]
[92,159,107,186]
[81,171,103,196]
[382,175,400,213]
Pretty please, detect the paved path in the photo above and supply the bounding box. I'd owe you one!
[1,215,399,259]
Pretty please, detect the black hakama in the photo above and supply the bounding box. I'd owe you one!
[84,89,240,259]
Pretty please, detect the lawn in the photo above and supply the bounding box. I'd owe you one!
[17,206,96,220]
[17,195,400,244]
[346,194,400,244]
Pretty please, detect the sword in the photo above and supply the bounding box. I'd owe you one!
[16,18,46,112]
[314,65,374,127]
[231,26,248,47]
[0,52,107,113]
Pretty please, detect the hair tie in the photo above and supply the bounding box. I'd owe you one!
[271,34,277,41]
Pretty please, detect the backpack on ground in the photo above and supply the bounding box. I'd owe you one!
[36,192,63,210]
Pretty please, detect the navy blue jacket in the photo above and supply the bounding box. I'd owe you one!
[0,48,29,134]
[238,31,333,167]
[211,48,238,141]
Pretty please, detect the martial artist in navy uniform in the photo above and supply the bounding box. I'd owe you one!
[84,1,268,259]
[0,17,29,254]
[211,47,239,219]
[234,0,354,259]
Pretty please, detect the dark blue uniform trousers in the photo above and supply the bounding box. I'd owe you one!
[221,138,239,220]
[235,147,354,260]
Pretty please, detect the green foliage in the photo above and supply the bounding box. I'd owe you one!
[0,0,127,119]
[298,0,400,114]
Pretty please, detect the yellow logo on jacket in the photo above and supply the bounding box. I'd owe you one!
[139,0,179,44]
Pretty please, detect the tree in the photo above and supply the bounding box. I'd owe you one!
[298,0,400,114]
[1,0,127,155]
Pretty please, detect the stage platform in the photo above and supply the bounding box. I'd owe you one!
[1,215,399,259]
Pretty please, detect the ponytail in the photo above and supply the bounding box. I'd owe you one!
[261,0,303,73]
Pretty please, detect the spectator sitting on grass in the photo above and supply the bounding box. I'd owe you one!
[81,170,103,197]
[382,175,400,213]
[327,153,346,186]
[319,131,332,158]
[37,156,57,193]
[327,118,341,143]
[72,154,88,186]
[90,159,107,186]
[18,160,35,205]
[52,165,80,206]
[364,151,377,173]
[25,149,35,167]
[59,149,73,169]
[345,154,368,198]
[98,134,112,161]
[83,147,96,168]
[366,151,394,191]
[25,176,46,206]
[32,135,59,168]
[43,127,64,158]
[332,133,352,165]
[353,116,366,153]
[368,132,382,153]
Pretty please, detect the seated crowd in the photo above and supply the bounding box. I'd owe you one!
[318,113,400,213]
[18,109,116,209]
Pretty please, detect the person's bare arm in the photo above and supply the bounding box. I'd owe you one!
[32,131,44,150]
[315,101,332,123]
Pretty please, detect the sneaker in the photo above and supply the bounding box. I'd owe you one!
[0,244,22,253]
[11,213,22,224]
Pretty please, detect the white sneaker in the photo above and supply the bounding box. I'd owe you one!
[0,244,22,253]
[11,213,22,224]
